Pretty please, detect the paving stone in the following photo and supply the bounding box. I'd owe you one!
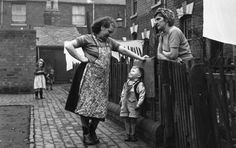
[0,85,150,148]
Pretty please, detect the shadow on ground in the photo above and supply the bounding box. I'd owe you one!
[0,105,31,148]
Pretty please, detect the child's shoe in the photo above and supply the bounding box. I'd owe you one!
[130,135,138,142]
[124,134,131,141]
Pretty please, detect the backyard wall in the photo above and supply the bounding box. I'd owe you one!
[0,30,36,93]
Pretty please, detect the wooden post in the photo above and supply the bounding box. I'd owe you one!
[37,47,40,62]
[233,45,236,105]
[233,45,236,63]
[143,38,150,55]
[219,43,233,148]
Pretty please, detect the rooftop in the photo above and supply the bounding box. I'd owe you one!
[34,26,80,47]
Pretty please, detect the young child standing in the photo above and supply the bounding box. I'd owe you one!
[120,66,146,142]
[46,68,55,90]
[34,58,46,99]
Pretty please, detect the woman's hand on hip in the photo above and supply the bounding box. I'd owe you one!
[81,57,89,63]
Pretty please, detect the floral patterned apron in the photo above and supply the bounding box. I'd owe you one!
[75,36,111,119]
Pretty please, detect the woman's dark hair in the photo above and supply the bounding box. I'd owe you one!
[91,16,117,34]
[154,8,175,27]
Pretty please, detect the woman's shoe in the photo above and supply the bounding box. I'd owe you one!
[83,134,95,145]
[90,131,99,144]
[89,122,100,144]
[130,135,138,142]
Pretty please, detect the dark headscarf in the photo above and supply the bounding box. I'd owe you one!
[154,8,175,26]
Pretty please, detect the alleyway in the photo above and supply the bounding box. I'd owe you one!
[0,85,150,148]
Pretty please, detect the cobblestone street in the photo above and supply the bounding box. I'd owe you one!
[0,85,150,148]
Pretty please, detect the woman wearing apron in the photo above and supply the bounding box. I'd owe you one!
[64,16,148,145]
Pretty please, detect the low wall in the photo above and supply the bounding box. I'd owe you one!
[0,30,36,93]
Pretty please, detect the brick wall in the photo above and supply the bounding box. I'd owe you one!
[1,2,125,30]
[0,30,36,93]
[173,0,204,59]
[125,0,174,56]
[1,1,126,40]
[125,0,204,59]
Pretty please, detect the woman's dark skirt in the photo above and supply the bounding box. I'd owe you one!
[65,62,87,112]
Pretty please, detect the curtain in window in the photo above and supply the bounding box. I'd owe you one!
[72,6,85,26]
[132,0,137,15]
[12,4,26,23]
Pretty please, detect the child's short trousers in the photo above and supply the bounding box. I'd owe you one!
[120,101,139,118]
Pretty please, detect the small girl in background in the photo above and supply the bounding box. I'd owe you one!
[34,58,46,99]
[119,66,146,142]
[46,68,55,90]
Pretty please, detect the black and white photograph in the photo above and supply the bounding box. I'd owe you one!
[0,0,235,148]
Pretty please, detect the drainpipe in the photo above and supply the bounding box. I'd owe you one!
[164,0,166,8]
[87,0,95,23]
[92,0,95,23]
[124,9,126,28]
[1,0,3,27]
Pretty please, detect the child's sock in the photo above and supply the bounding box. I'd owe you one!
[39,88,43,99]
[130,118,137,142]
[124,118,131,141]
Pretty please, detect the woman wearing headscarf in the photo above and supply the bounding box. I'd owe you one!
[154,8,193,63]
[64,16,149,145]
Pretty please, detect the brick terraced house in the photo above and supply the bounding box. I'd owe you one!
[0,0,126,88]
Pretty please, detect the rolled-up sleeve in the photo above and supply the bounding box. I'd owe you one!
[75,35,88,48]
[169,30,181,48]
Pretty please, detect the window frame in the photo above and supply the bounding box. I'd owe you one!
[132,0,137,15]
[130,0,137,19]
[151,0,161,9]
[180,14,192,43]
[72,5,86,27]
[11,3,26,24]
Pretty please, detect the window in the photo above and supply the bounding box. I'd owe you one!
[51,1,54,9]
[12,4,26,24]
[72,6,85,26]
[151,0,161,9]
[46,0,58,10]
[180,15,192,41]
[46,0,51,9]
[132,0,137,15]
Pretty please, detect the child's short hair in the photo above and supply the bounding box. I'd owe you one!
[133,66,144,81]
